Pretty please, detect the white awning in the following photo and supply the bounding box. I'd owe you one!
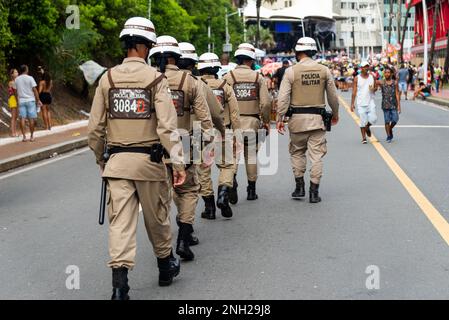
[243,0,335,21]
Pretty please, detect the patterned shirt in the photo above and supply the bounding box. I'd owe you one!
[381,80,397,110]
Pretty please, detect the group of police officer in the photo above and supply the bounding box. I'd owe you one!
[87,16,339,300]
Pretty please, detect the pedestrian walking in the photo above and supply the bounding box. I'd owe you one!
[397,63,409,100]
[376,66,401,143]
[7,68,19,137]
[350,61,377,144]
[277,37,339,203]
[87,17,186,300]
[15,65,42,142]
[434,64,442,93]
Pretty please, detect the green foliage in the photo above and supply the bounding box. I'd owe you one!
[2,0,246,84]
[177,0,244,55]
[46,26,99,83]
[0,0,13,81]
[151,0,197,42]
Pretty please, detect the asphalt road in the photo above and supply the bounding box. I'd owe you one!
[1,91,449,300]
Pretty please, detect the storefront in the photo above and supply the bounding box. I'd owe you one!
[410,0,449,65]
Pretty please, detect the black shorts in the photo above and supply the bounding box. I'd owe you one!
[39,92,52,105]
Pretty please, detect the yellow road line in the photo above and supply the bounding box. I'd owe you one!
[339,96,449,246]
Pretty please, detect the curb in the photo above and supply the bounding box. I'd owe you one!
[0,137,88,173]
[426,97,449,108]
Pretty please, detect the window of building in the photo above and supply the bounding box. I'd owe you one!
[341,2,346,9]
[361,17,366,24]
[351,2,355,9]
[351,17,357,24]
[371,18,375,24]
[289,0,292,6]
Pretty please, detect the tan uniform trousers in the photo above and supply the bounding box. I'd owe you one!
[107,178,172,269]
[234,116,260,182]
[197,140,236,196]
[174,164,200,225]
[289,129,327,184]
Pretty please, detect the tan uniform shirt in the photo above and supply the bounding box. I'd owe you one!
[164,65,213,136]
[224,65,271,125]
[201,75,241,130]
[277,57,339,133]
[88,57,184,180]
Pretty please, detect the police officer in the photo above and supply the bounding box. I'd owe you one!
[223,43,271,201]
[277,37,339,203]
[149,36,213,261]
[88,17,186,300]
[177,43,225,233]
[198,52,242,218]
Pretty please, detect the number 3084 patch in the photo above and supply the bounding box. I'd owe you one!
[108,88,152,119]
[233,83,258,101]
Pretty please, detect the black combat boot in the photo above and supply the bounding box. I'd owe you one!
[217,185,233,218]
[111,267,130,300]
[201,195,216,220]
[176,223,195,261]
[176,216,199,245]
[157,252,180,287]
[228,175,239,205]
[291,176,305,199]
[247,181,258,200]
[309,182,322,203]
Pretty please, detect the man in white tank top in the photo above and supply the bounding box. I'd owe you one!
[350,61,377,144]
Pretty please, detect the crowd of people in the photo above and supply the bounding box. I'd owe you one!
[6,65,53,140]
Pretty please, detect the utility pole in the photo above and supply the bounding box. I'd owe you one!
[352,22,356,59]
[208,16,211,52]
[423,0,429,85]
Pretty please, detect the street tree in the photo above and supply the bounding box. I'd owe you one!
[388,0,394,45]
[428,0,440,65]
[399,0,412,63]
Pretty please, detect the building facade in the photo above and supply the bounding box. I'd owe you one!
[411,0,449,66]
[382,0,415,53]
[335,0,384,59]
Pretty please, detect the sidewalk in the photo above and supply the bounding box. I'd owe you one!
[0,121,88,173]
[426,87,449,107]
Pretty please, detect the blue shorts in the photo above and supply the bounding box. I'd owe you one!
[398,82,407,92]
[383,109,399,124]
[19,101,38,119]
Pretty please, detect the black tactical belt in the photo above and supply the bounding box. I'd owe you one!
[240,114,260,119]
[289,107,325,115]
[109,146,153,155]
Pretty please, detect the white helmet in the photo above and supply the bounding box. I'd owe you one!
[149,35,181,57]
[198,53,221,70]
[119,17,157,44]
[295,37,318,52]
[179,42,198,62]
[234,43,256,60]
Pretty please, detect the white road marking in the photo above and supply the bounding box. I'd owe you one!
[371,125,449,128]
[0,147,89,181]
